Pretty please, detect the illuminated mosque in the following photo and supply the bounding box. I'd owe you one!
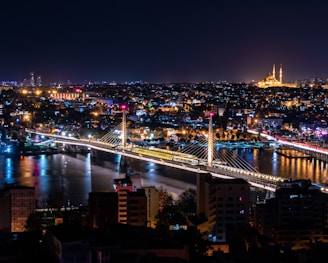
[257,64,297,88]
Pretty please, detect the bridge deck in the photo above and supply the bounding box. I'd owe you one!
[25,129,290,192]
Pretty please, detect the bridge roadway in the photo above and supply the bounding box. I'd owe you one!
[249,129,328,159]
[26,129,286,192]
[26,130,328,194]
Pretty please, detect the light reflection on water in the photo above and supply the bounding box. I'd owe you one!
[0,147,327,207]
[236,148,328,184]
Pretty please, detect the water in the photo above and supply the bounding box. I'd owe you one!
[236,148,328,183]
[0,151,196,207]
[1,148,328,207]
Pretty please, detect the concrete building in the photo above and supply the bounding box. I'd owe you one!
[88,188,147,228]
[0,185,35,232]
[117,188,129,224]
[89,177,148,228]
[142,186,160,228]
[196,173,250,244]
[88,192,118,229]
[45,224,189,263]
[127,188,147,227]
[254,179,328,250]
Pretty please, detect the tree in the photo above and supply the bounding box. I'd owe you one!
[156,188,197,231]
[176,188,197,217]
[173,226,212,261]
[155,192,175,230]
[25,212,42,232]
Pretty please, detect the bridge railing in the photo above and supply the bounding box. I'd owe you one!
[206,166,278,191]
[24,129,287,191]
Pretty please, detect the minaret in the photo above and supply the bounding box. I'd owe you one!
[279,64,283,84]
[272,64,276,79]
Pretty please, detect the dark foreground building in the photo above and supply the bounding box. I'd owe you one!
[194,173,250,253]
[254,179,328,250]
[44,223,189,263]
[0,185,35,233]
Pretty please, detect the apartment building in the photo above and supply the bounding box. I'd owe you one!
[0,185,35,232]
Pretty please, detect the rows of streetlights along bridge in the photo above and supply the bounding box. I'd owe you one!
[27,129,328,193]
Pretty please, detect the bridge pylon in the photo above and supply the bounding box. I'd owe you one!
[121,105,127,148]
[207,112,214,167]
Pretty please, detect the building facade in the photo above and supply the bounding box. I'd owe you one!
[143,186,160,228]
[127,188,147,227]
[0,185,35,232]
[88,192,118,229]
[254,179,328,249]
[196,174,250,243]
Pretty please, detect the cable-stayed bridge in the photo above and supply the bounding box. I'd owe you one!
[26,128,280,193]
[24,110,328,195]
[24,122,280,196]
[27,125,328,196]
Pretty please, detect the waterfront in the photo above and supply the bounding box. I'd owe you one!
[1,147,328,207]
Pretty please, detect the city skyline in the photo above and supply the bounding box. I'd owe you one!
[1,1,328,84]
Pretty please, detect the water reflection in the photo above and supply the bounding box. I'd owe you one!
[236,148,328,184]
[1,147,328,207]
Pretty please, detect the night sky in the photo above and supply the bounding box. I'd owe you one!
[1,0,328,84]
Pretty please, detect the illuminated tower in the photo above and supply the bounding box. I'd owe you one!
[37,75,42,86]
[30,72,35,87]
[207,112,214,167]
[279,64,283,84]
[272,64,276,79]
[121,105,127,148]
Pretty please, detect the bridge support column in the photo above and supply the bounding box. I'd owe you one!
[122,105,127,148]
[265,190,275,200]
[207,112,214,167]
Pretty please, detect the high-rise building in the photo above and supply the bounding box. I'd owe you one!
[127,188,147,227]
[88,176,149,228]
[0,185,35,232]
[143,186,160,228]
[254,179,328,249]
[30,72,35,87]
[88,187,147,228]
[115,187,147,227]
[196,173,250,244]
[118,188,129,224]
[37,75,42,86]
